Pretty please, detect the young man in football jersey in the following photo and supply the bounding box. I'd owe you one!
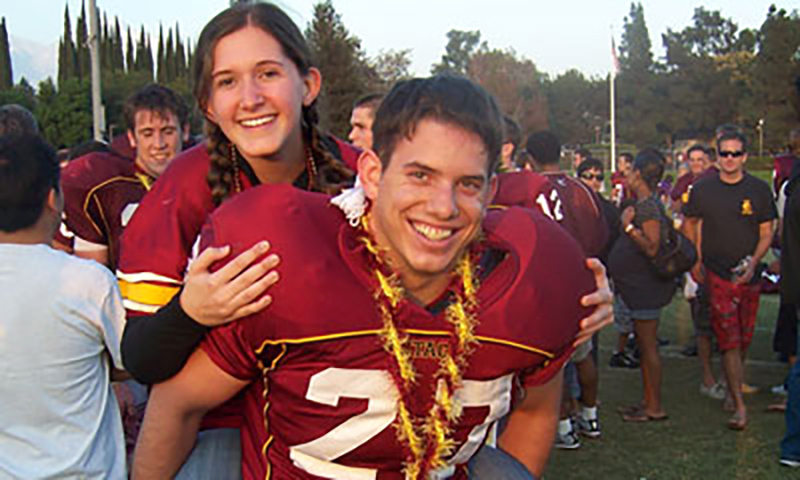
[133,76,596,479]
[55,84,189,269]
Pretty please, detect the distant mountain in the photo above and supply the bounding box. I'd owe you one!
[9,35,57,86]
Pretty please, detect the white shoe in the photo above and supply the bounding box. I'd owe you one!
[700,382,726,400]
[554,428,581,450]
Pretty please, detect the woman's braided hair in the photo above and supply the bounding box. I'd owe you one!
[194,3,353,207]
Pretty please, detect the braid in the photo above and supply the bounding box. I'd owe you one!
[205,121,236,207]
[303,107,355,195]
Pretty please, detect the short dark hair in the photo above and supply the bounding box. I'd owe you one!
[577,158,604,177]
[353,93,384,112]
[686,144,708,158]
[0,104,39,136]
[372,75,504,173]
[716,128,748,151]
[525,131,561,166]
[575,148,591,159]
[618,152,634,165]
[633,148,665,191]
[123,84,189,132]
[0,134,59,232]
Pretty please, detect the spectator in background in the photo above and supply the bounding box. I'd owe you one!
[673,145,726,401]
[771,128,800,407]
[611,152,635,206]
[499,115,521,172]
[347,93,383,150]
[780,131,800,467]
[573,147,591,170]
[0,104,39,136]
[609,149,675,423]
[683,129,777,430]
[670,145,715,215]
[0,134,126,479]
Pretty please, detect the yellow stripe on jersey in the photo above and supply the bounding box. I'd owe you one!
[254,328,555,358]
[475,336,555,358]
[118,279,180,308]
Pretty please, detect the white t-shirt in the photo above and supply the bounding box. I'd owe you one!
[0,244,126,479]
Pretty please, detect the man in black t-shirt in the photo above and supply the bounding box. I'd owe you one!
[683,129,777,431]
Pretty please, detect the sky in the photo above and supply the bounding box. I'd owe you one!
[2,0,792,85]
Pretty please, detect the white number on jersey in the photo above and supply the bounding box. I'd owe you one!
[535,190,564,222]
[288,368,513,479]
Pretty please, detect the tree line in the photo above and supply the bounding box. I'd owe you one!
[0,1,798,156]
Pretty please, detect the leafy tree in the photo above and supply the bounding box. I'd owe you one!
[0,79,36,111]
[431,30,483,76]
[35,78,92,148]
[369,49,412,90]
[545,70,607,146]
[468,48,549,134]
[0,17,12,90]
[165,28,176,82]
[658,8,755,143]
[746,5,800,150]
[306,0,374,136]
[616,2,663,146]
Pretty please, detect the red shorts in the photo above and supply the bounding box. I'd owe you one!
[706,270,761,351]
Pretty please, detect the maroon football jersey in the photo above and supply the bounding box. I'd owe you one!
[57,152,152,270]
[494,171,608,257]
[199,185,594,479]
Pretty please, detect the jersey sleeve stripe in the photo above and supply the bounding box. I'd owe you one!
[474,336,555,358]
[118,279,181,308]
[116,270,183,285]
[74,236,108,252]
[122,299,161,314]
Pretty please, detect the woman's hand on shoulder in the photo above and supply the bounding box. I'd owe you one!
[180,241,281,327]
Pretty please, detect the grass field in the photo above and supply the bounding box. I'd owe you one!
[546,291,800,479]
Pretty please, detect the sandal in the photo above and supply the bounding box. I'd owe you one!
[727,412,747,431]
[767,400,787,413]
[622,410,669,422]
[617,403,645,415]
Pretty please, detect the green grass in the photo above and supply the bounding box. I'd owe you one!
[546,292,800,479]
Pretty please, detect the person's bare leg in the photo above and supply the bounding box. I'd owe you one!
[616,333,628,354]
[697,334,716,387]
[634,319,665,417]
[576,356,598,408]
[722,347,747,427]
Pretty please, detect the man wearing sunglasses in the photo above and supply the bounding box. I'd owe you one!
[683,129,777,431]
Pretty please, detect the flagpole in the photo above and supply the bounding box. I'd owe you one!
[610,30,617,173]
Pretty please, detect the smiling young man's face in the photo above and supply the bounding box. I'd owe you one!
[360,118,496,299]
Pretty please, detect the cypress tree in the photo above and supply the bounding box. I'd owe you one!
[0,17,12,90]
[156,25,165,83]
[145,36,154,79]
[175,23,186,79]
[112,17,124,72]
[100,12,110,73]
[135,26,147,72]
[125,27,134,72]
[165,28,175,82]
[58,5,77,84]
[75,1,89,80]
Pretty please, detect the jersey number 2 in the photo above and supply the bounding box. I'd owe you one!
[289,368,512,479]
